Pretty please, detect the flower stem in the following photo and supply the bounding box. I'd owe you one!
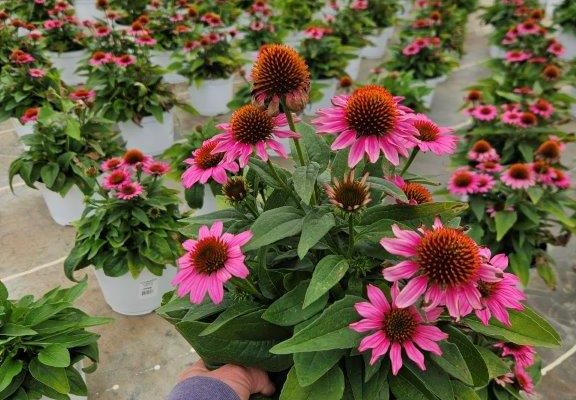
[280,97,306,166]
[400,148,419,177]
[266,159,300,205]
[347,214,355,259]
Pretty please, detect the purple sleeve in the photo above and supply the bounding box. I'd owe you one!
[166,376,241,400]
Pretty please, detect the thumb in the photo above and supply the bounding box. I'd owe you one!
[247,367,275,397]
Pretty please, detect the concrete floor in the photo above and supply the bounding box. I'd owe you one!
[1,10,575,400]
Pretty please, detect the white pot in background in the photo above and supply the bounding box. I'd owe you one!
[74,0,103,21]
[361,27,394,59]
[150,50,187,84]
[11,118,35,137]
[284,32,303,48]
[421,76,447,109]
[489,45,506,59]
[188,77,234,116]
[557,30,576,61]
[118,112,174,155]
[243,50,259,77]
[304,78,338,116]
[345,56,362,80]
[93,266,177,316]
[46,50,86,86]
[397,0,412,18]
[39,184,85,226]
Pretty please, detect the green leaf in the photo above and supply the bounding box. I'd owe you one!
[280,365,344,400]
[431,341,473,385]
[469,197,486,221]
[453,381,482,400]
[390,374,429,400]
[518,142,534,162]
[200,303,262,336]
[509,252,530,287]
[0,324,37,337]
[248,158,289,189]
[40,163,60,189]
[361,202,467,227]
[38,344,71,368]
[297,122,331,168]
[494,211,517,241]
[29,358,70,394]
[475,346,510,380]
[294,349,346,387]
[463,306,561,347]
[298,210,335,259]
[270,296,363,354]
[0,359,23,393]
[366,177,408,202]
[303,255,349,308]
[293,162,320,204]
[526,186,543,204]
[262,281,328,327]
[244,206,304,251]
[401,361,455,400]
[363,360,390,400]
[65,118,81,140]
[444,325,489,387]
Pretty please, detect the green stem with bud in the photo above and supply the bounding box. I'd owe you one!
[347,214,355,259]
[400,148,419,177]
[280,97,306,167]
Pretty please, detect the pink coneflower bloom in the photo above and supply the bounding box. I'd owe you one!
[10,50,35,64]
[102,168,131,190]
[94,25,111,37]
[43,19,64,30]
[135,34,157,46]
[173,221,253,304]
[389,176,433,205]
[89,51,113,66]
[501,110,522,126]
[517,19,540,36]
[473,173,496,194]
[213,105,299,167]
[412,114,457,155]
[313,86,418,167]
[402,43,421,56]
[495,343,536,368]
[505,50,532,63]
[529,99,554,119]
[28,68,45,78]
[528,56,547,64]
[471,105,498,121]
[250,20,265,31]
[123,148,152,167]
[116,181,143,200]
[547,41,565,57]
[349,284,448,374]
[531,160,555,184]
[182,140,240,187]
[487,203,515,218]
[381,218,503,319]
[468,140,500,162]
[477,161,503,174]
[127,21,148,36]
[28,29,43,40]
[495,372,515,387]
[501,163,536,189]
[448,168,479,196]
[20,108,39,124]
[518,111,538,128]
[304,26,328,40]
[514,366,535,394]
[101,157,125,171]
[115,54,136,67]
[351,0,368,10]
[551,168,571,189]
[183,40,201,52]
[143,160,170,176]
[69,88,96,103]
[535,137,564,162]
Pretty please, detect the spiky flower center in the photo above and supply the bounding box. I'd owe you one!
[520,112,536,126]
[124,149,145,165]
[230,105,274,145]
[196,142,225,169]
[403,182,432,204]
[345,86,398,137]
[417,228,481,287]
[467,90,482,101]
[120,184,137,196]
[508,164,530,180]
[453,172,473,187]
[472,140,492,153]
[532,161,550,174]
[223,177,248,202]
[109,170,127,184]
[534,100,549,111]
[332,182,369,211]
[543,65,560,79]
[414,120,440,142]
[383,308,418,343]
[192,237,228,274]
[251,45,310,97]
[478,281,497,298]
[536,141,560,159]
[479,106,493,116]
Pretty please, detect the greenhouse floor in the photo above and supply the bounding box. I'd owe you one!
[1,11,575,400]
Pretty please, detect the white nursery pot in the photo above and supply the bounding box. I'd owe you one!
[397,0,412,18]
[150,51,187,84]
[93,266,177,316]
[345,56,362,80]
[304,78,338,116]
[284,32,304,48]
[11,118,35,137]
[489,45,506,59]
[557,30,576,61]
[118,112,174,156]
[361,27,394,59]
[46,50,86,86]
[74,0,103,21]
[39,184,85,226]
[188,77,234,116]
[192,186,217,216]
[421,76,447,109]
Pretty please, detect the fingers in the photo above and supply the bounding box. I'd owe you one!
[246,367,276,397]
[178,359,208,381]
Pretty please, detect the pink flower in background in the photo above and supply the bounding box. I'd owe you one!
[501,163,536,189]
[495,343,536,368]
[477,161,503,174]
[529,99,554,119]
[551,168,571,189]
[20,108,39,124]
[94,25,111,37]
[10,50,35,64]
[214,104,299,167]
[101,157,125,171]
[381,218,504,319]
[388,175,433,205]
[89,51,113,66]
[313,85,418,167]
[116,181,143,200]
[472,173,496,193]
[43,19,64,30]
[28,29,43,40]
[304,26,330,40]
[143,160,170,176]
[28,68,46,78]
[501,110,522,126]
[173,221,253,304]
[35,0,46,3]
[411,114,457,155]
[448,168,479,196]
[135,34,157,46]
[183,40,201,52]
[69,88,96,103]
[547,41,565,57]
[403,43,421,56]
[182,140,239,187]
[468,140,500,162]
[471,105,498,121]
[514,366,535,394]
[532,161,556,185]
[250,20,265,31]
[516,19,540,36]
[115,54,136,67]
[102,168,131,190]
[350,284,448,374]
[505,50,532,63]
[351,0,368,10]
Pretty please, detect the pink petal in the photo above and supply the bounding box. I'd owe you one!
[390,343,403,375]
[395,276,428,308]
[404,341,426,371]
[366,284,390,313]
[382,261,419,281]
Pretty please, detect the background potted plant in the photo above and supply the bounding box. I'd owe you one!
[73,0,103,21]
[361,0,400,59]
[368,69,433,112]
[553,0,576,60]
[0,0,73,22]
[0,279,110,400]
[64,149,183,316]
[8,101,123,226]
[274,0,322,47]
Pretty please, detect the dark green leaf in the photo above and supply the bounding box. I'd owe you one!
[244,206,304,251]
[280,365,344,400]
[303,255,349,308]
[262,281,328,327]
[38,344,71,368]
[297,210,335,259]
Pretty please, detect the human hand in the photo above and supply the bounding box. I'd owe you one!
[179,360,276,400]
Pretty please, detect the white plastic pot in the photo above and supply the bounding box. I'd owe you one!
[489,45,506,59]
[304,78,338,116]
[421,76,447,109]
[284,32,304,48]
[345,56,362,80]
[39,184,85,226]
[192,186,218,216]
[11,118,34,137]
[150,50,187,84]
[118,112,174,155]
[188,77,234,116]
[361,27,394,59]
[397,0,412,18]
[46,50,86,86]
[93,266,177,316]
[74,0,103,21]
[557,30,576,61]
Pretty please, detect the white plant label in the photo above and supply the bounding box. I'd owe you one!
[139,279,158,299]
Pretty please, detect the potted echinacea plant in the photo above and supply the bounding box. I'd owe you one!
[173,17,242,116]
[360,0,400,59]
[64,149,183,316]
[554,0,576,59]
[158,45,559,399]
[8,101,123,226]
[368,70,433,112]
[0,280,110,400]
[299,26,354,115]
[0,0,73,22]
[275,0,322,47]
